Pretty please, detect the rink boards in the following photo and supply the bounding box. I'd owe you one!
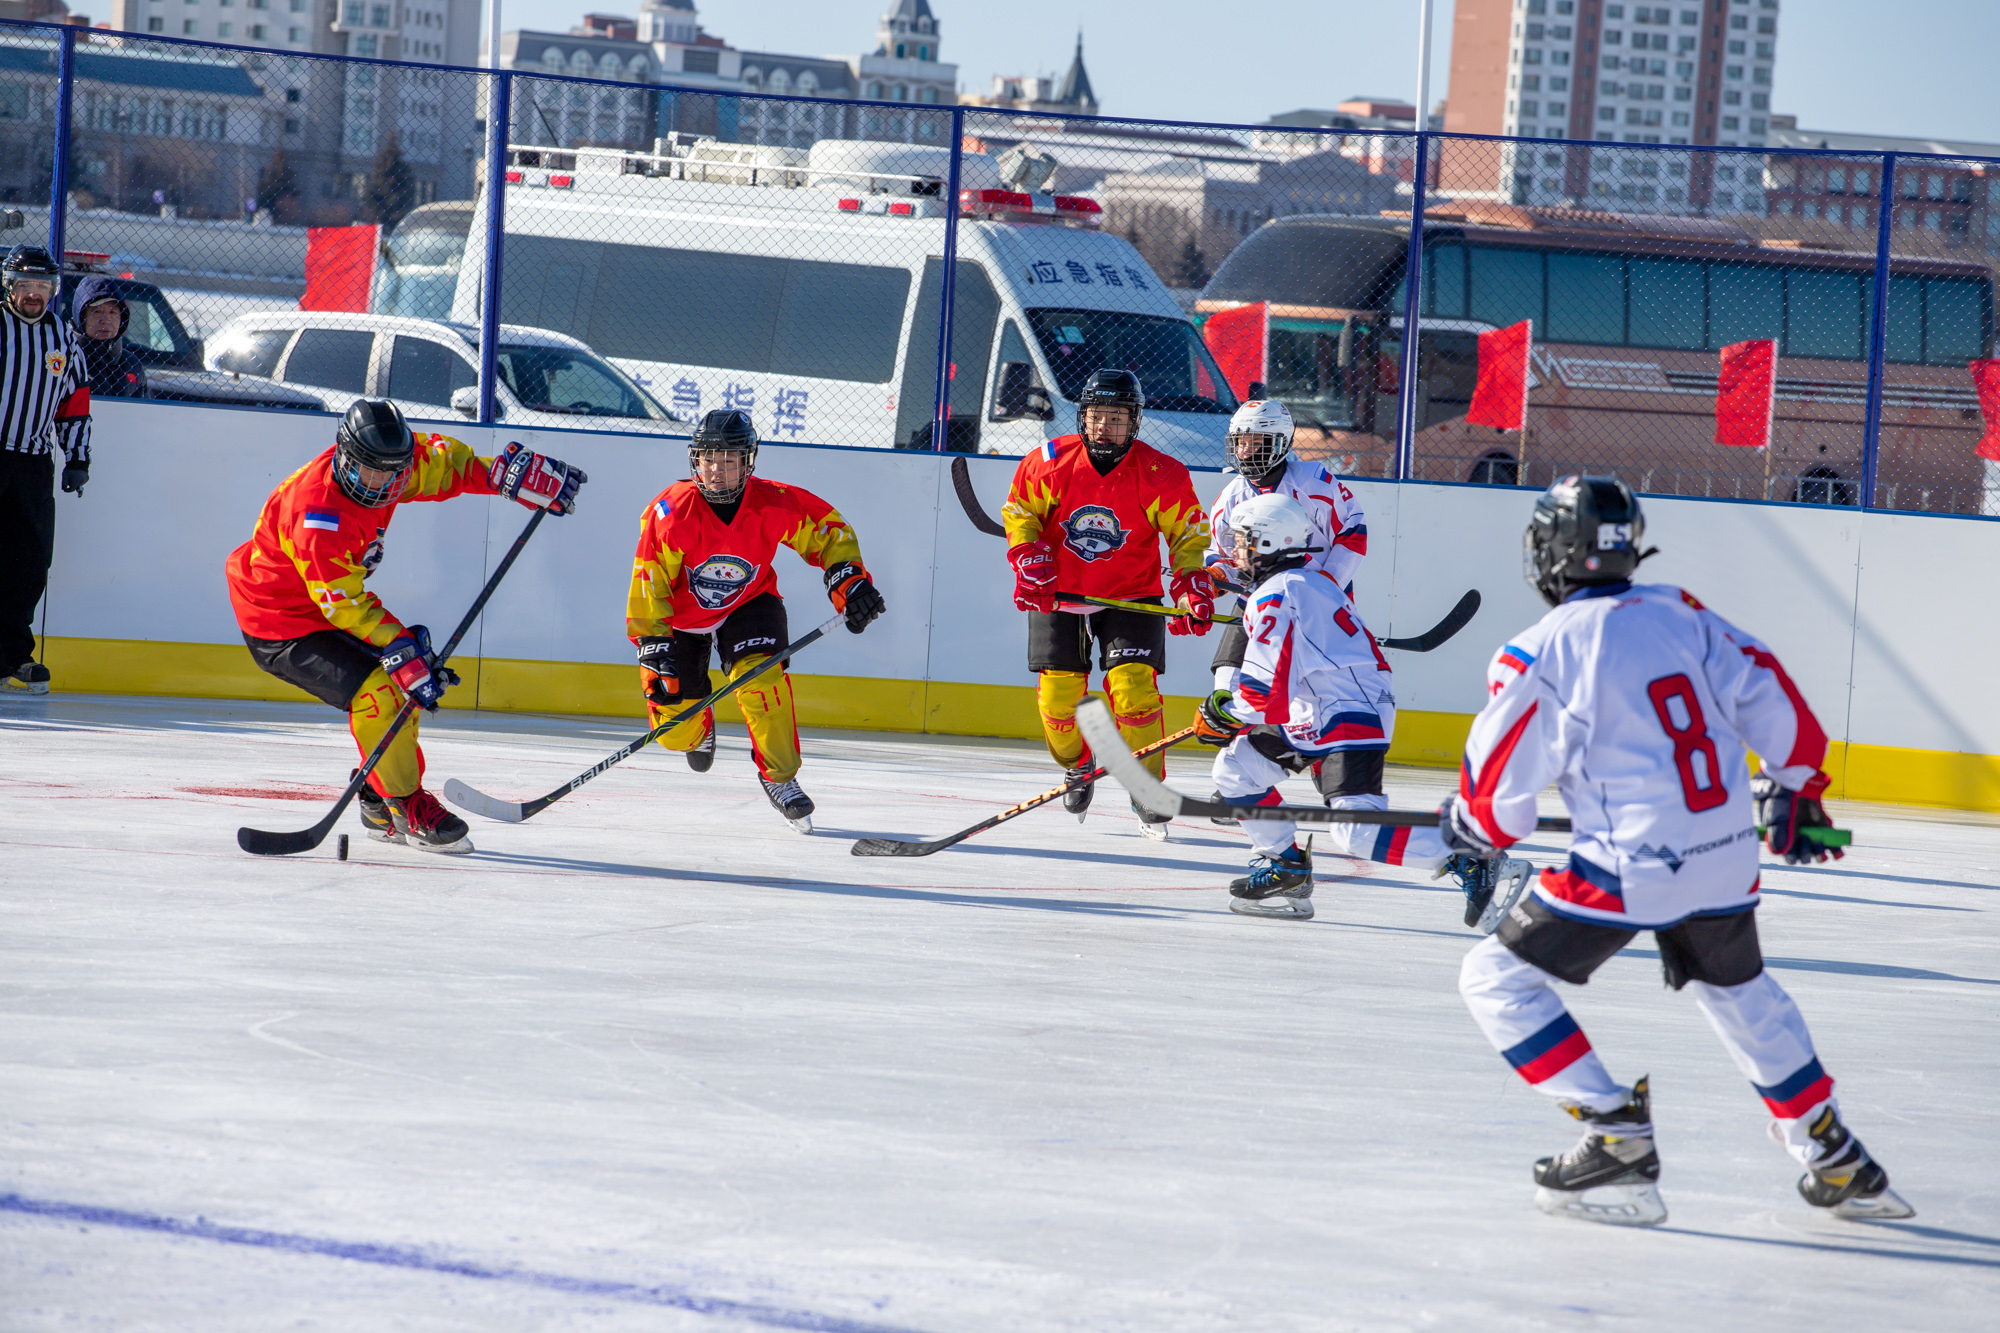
[37,397,2000,811]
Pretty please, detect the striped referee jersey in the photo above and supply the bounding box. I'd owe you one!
[0,303,91,465]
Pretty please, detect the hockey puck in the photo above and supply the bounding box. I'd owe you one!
[337,834,349,861]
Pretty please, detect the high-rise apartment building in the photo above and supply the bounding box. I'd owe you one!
[1444,0,1781,213]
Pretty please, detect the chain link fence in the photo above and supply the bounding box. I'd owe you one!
[6,20,1995,511]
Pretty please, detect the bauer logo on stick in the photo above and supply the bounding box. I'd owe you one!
[1060,505,1128,562]
[688,554,757,610]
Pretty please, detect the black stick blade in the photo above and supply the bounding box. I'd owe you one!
[951,455,1007,537]
[237,814,336,857]
[850,836,947,857]
[1380,589,1482,653]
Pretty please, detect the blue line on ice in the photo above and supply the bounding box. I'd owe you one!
[0,1192,926,1332]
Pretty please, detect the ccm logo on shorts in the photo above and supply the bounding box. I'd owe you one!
[1108,646,1155,660]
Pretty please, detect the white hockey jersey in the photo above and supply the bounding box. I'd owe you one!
[1206,459,1367,592]
[1460,582,1829,929]
[1230,565,1394,755]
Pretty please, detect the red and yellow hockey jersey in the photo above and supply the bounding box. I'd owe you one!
[225,435,497,646]
[1001,436,1209,601]
[627,476,863,638]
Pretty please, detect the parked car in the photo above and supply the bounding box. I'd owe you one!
[203,312,684,434]
[147,367,327,412]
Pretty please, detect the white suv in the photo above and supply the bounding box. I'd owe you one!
[204,313,684,434]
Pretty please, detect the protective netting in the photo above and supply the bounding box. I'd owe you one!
[9,22,1995,509]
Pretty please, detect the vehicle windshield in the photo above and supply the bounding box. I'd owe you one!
[374,224,469,320]
[495,344,671,420]
[1025,309,1239,415]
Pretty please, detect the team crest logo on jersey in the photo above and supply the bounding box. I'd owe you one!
[689,554,757,610]
[1060,504,1127,562]
[44,351,65,376]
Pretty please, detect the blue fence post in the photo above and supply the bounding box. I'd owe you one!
[1392,132,1431,481]
[930,106,965,452]
[1859,151,1896,511]
[47,24,74,262]
[477,70,512,425]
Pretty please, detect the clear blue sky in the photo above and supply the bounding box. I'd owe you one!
[496,0,1999,144]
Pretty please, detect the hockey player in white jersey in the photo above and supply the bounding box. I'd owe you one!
[1440,474,1911,1228]
[1195,494,1528,922]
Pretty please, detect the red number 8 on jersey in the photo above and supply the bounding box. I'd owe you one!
[1646,673,1729,813]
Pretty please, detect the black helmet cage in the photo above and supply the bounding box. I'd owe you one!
[689,408,759,503]
[333,399,417,509]
[1523,474,1649,607]
[1078,368,1144,461]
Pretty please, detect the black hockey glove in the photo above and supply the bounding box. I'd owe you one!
[638,636,684,707]
[1194,690,1243,748]
[826,561,885,635]
[1438,795,1502,861]
[1752,771,1844,865]
[60,462,88,495]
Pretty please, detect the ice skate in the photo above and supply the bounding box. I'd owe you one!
[1062,764,1094,822]
[761,776,815,834]
[2,662,50,696]
[1533,1076,1667,1227]
[1438,853,1534,932]
[1229,841,1314,920]
[1207,789,1238,827]
[685,725,717,773]
[383,786,474,855]
[1133,797,1171,841]
[352,770,400,845]
[1791,1107,1914,1220]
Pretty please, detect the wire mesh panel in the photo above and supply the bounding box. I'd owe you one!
[0,22,59,247]
[50,31,487,419]
[490,78,955,449]
[1870,156,1997,515]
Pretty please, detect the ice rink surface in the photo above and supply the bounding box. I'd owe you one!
[4,694,1997,1330]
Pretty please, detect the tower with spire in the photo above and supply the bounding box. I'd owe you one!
[963,31,1100,114]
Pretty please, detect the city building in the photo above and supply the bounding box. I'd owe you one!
[1762,118,1999,255]
[1443,0,1781,213]
[963,33,1097,115]
[1252,100,1423,189]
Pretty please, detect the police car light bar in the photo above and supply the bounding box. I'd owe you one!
[959,189,1103,228]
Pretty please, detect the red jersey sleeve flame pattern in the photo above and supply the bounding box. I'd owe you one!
[627,476,863,638]
[1001,436,1209,601]
[1460,582,1831,928]
[224,433,498,647]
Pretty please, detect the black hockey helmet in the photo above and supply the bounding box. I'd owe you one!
[689,407,758,503]
[1523,474,1654,607]
[1077,367,1144,462]
[333,398,417,508]
[2,244,60,314]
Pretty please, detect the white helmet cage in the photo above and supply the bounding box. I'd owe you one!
[1225,399,1295,477]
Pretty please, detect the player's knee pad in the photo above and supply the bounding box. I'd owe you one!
[1036,670,1089,718]
[1104,663,1162,729]
[348,668,422,797]
[649,703,713,753]
[1458,931,1544,1004]
[1314,747,1386,799]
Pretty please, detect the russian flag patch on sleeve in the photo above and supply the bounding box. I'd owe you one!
[654,498,672,520]
[302,509,341,533]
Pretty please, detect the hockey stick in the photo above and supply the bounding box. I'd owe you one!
[1060,589,1479,653]
[443,612,845,824]
[237,507,549,857]
[851,725,1198,857]
[1074,698,1572,832]
[1060,595,1243,625]
[950,455,1007,538]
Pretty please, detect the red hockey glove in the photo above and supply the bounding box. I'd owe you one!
[1168,567,1215,637]
[380,625,459,712]
[637,637,684,707]
[1194,690,1243,748]
[1009,540,1058,614]
[490,442,586,516]
[1753,770,1844,865]
[824,560,886,634]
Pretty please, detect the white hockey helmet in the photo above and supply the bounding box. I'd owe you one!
[1225,399,1295,477]
[1228,492,1318,580]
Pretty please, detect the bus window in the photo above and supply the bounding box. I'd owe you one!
[1786,270,1864,360]
[1547,253,1623,344]
[1629,258,1705,350]
[1424,243,1467,319]
[1468,246,1543,331]
[1924,278,1987,364]
[1708,265,1782,350]
[1879,275,1925,363]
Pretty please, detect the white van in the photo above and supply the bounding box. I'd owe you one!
[449,137,1239,462]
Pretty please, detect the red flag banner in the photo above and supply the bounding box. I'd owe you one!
[1715,338,1777,450]
[300,224,379,313]
[1202,301,1268,401]
[1971,359,2000,461]
[1467,319,1532,430]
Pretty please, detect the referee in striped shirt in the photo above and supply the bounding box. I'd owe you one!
[0,244,91,695]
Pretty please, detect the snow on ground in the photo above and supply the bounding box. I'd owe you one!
[3,693,1997,1331]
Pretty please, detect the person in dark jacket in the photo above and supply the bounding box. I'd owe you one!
[71,275,148,400]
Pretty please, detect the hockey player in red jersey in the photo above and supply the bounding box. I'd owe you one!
[1002,369,1212,839]
[1193,494,1525,921]
[226,399,584,852]
[627,408,884,833]
[1440,475,1911,1227]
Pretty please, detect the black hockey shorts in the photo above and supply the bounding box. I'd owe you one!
[243,628,382,710]
[1209,619,1250,675]
[675,591,789,682]
[1497,894,1766,990]
[1027,601,1166,675]
[1313,748,1386,799]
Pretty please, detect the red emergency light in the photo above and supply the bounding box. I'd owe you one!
[958,188,1102,227]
